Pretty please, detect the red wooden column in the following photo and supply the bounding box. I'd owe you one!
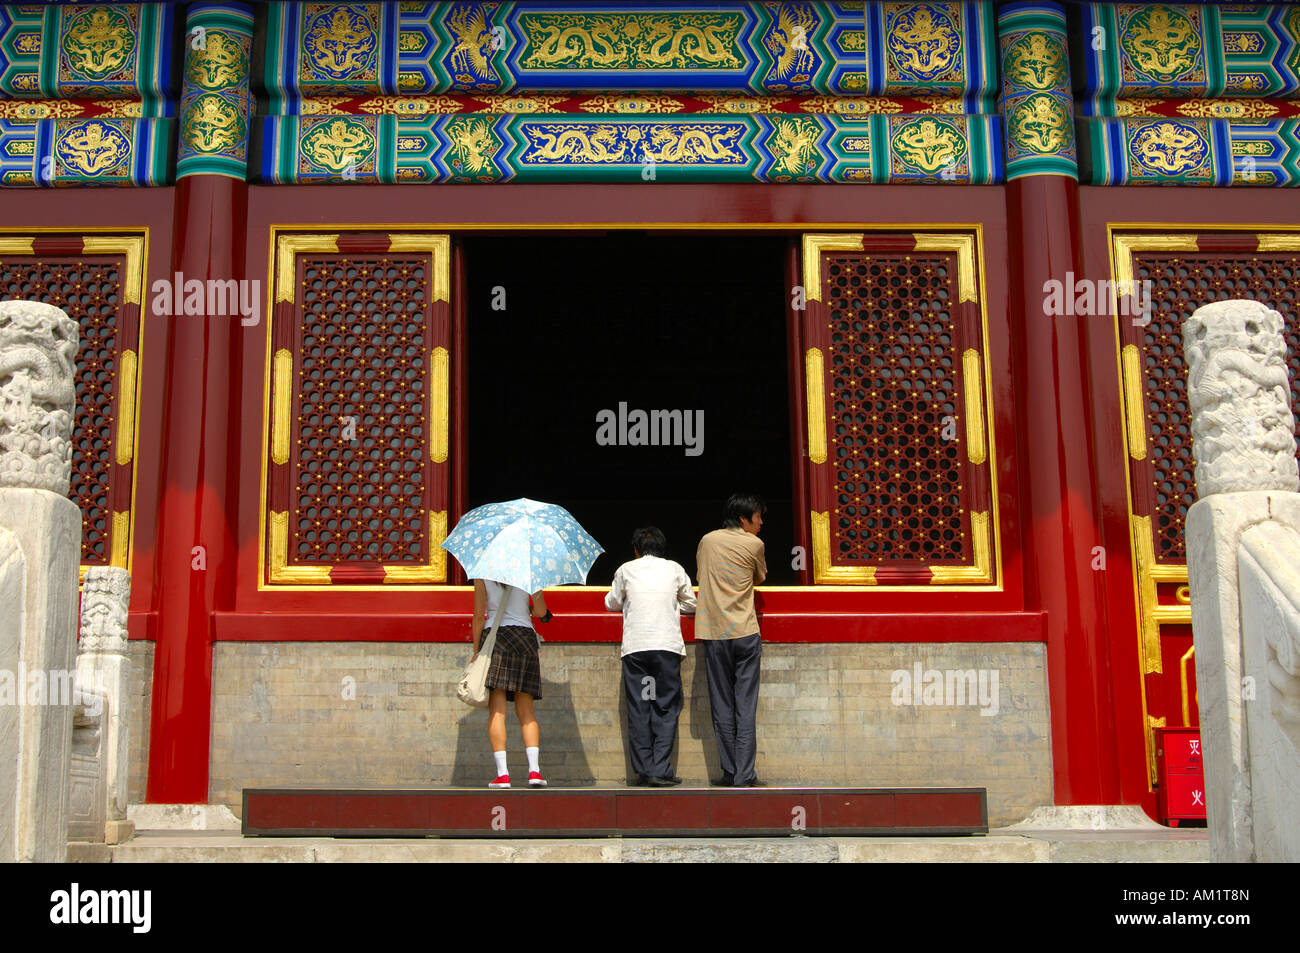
[999,3,1125,805]
[146,3,254,801]
[1007,177,1127,804]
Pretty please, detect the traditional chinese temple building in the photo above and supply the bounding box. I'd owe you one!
[1,0,1298,829]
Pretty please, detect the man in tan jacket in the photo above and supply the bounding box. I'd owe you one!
[694,492,767,787]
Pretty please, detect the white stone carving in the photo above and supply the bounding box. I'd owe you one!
[73,567,133,837]
[1183,299,1299,496]
[0,300,78,496]
[67,695,107,843]
[78,567,131,655]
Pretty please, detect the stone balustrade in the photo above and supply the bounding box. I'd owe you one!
[0,300,82,862]
[1184,298,1300,863]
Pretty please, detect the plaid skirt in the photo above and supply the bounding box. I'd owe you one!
[483,625,542,700]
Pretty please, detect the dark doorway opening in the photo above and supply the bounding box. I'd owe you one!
[465,233,793,586]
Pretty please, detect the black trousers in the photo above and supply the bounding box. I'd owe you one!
[702,633,762,785]
[621,650,683,780]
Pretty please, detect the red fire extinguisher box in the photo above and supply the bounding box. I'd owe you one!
[1156,728,1206,825]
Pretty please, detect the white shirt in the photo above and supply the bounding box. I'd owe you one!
[604,555,697,657]
[482,580,535,631]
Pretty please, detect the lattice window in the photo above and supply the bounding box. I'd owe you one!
[266,233,451,586]
[1131,253,1300,562]
[802,233,995,586]
[825,253,965,561]
[295,256,430,564]
[0,240,142,572]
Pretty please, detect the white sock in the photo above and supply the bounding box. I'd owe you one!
[493,750,508,777]
[526,746,540,773]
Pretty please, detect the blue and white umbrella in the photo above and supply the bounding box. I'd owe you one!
[441,498,603,593]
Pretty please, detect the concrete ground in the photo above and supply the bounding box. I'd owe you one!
[68,826,1209,863]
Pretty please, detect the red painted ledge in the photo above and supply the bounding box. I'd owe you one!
[126,611,158,642]
[211,610,1046,643]
[242,786,989,837]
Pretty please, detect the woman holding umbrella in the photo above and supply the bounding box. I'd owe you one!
[443,498,604,790]
[471,578,550,788]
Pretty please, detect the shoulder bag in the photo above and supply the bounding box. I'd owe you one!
[457,595,508,708]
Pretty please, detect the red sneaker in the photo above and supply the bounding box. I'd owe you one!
[528,771,547,788]
[488,775,510,788]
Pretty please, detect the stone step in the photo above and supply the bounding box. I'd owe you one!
[68,828,1208,863]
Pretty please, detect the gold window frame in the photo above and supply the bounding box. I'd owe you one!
[259,230,451,589]
[802,230,999,589]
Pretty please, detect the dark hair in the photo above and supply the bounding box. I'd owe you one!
[722,493,767,528]
[631,526,667,557]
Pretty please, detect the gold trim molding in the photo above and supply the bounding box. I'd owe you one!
[388,233,450,302]
[912,233,976,303]
[810,508,993,586]
[801,233,863,303]
[432,346,449,463]
[929,510,993,584]
[1145,713,1168,786]
[1129,514,1195,677]
[811,510,876,584]
[268,510,333,584]
[805,348,826,465]
[1257,234,1300,252]
[1113,234,1198,289]
[82,236,144,306]
[1180,645,1196,727]
[1120,344,1147,461]
[961,349,985,465]
[271,348,293,466]
[115,349,137,465]
[383,511,448,583]
[0,236,34,255]
[110,511,130,569]
[275,234,339,303]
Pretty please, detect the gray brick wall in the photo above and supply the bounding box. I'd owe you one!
[205,641,1052,826]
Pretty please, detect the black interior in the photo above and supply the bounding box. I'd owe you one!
[465,233,794,585]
